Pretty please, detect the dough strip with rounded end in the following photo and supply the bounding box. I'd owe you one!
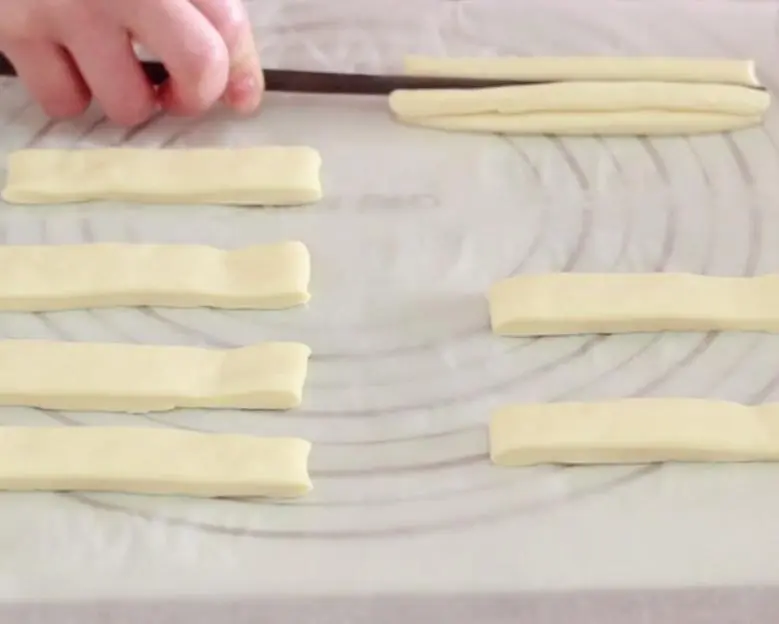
[0,427,312,498]
[403,55,761,86]
[0,241,311,311]
[489,273,779,336]
[490,398,779,466]
[389,81,770,118]
[0,340,311,412]
[2,147,323,206]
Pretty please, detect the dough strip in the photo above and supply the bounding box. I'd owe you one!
[389,81,770,118]
[0,340,311,412]
[0,427,312,498]
[0,241,310,311]
[489,273,779,336]
[397,111,760,136]
[490,399,779,466]
[2,147,323,206]
[403,56,761,86]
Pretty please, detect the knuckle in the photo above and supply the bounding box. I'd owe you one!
[105,99,155,127]
[1,3,43,39]
[42,93,90,119]
[195,0,247,45]
[209,2,246,45]
[38,0,99,41]
[193,36,230,79]
[44,0,87,28]
[176,39,229,111]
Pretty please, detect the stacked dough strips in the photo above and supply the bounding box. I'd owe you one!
[389,56,770,135]
[0,147,324,499]
[486,273,779,467]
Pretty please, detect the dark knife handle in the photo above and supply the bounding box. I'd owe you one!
[0,54,170,84]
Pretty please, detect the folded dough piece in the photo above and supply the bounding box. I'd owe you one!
[403,55,761,86]
[0,241,310,311]
[490,399,779,466]
[0,427,312,498]
[489,273,779,336]
[394,59,768,135]
[2,147,323,206]
[389,81,770,118]
[0,340,311,412]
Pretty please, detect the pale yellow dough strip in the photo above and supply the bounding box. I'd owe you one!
[490,399,779,466]
[489,273,779,336]
[0,241,310,311]
[403,55,761,86]
[389,81,770,118]
[2,147,323,206]
[396,111,760,136]
[0,427,312,498]
[0,340,311,412]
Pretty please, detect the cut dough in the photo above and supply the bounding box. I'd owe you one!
[395,111,761,136]
[490,398,779,466]
[389,81,770,118]
[0,241,310,311]
[489,273,779,336]
[0,427,312,498]
[2,147,323,206]
[403,55,761,86]
[0,340,311,412]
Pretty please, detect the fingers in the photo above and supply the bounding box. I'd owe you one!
[0,40,90,118]
[110,0,230,116]
[2,0,260,124]
[189,0,264,113]
[60,25,156,126]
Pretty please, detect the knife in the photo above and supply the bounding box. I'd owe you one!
[1,55,766,94]
[0,55,544,94]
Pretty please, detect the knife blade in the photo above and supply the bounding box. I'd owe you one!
[0,55,546,94]
[262,68,548,93]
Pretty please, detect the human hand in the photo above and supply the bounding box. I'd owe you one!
[0,0,264,125]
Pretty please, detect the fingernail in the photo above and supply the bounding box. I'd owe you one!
[225,71,261,113]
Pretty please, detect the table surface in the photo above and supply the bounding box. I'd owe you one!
[2,1,779,622]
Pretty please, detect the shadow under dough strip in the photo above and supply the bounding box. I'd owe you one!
[0,241,310,311]
[490,399,779,466]
[403,55,761,86]
[489,273,779,336]
[0,427,312,498]
[1,147,323,206]
[0,340,311,412]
